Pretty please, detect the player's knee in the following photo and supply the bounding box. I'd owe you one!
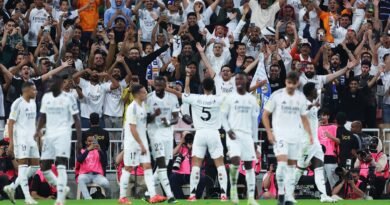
[124,166,132,172]
[142,163,152,170]
[56,157,68,166]
[40,160,53,171]
[244,161,253,170]
[287,160,297,166]
[312,157,324,168]
[17,158,28,165]
[230,157,240,166]
[156,157,166,168]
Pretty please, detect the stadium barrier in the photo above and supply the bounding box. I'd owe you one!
[1,128,388,172]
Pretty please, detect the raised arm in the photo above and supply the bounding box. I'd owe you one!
[41,60,72,81]
[196,42,216,78]
[0,64,13,82]
[325,60,356,83]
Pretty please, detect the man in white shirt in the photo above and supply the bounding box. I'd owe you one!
[3,82,40,205]
[182,75,228,202]
[146,76,179,203]
[72,68,120,128]
[119,84,166,204]
[25,0,50,50]
[262,71,313,205]
[222,72,260,205]
[381,54,390,123]
[247,0,285,30]
[205,42,231,75]
[35,75,82,205]
[294,82,336,203]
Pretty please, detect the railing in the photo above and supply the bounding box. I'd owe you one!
[1,128,389,172]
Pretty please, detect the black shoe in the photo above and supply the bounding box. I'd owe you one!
[167,197,178,204]
[277,195,285,205]
[285,201,295,205]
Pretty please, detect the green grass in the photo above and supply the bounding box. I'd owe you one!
[7,199,390,205]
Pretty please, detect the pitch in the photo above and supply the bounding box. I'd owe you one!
[6,199,390,205]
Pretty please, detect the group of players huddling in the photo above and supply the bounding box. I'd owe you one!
[2,68,338,205]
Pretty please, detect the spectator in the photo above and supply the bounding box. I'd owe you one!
[332,169,366,199]
[318,108,340,188]
[82,113,110,154]
[246,0,285,30]
[169,132,205,199]
[261,163,277,199]
[76,0,102,46]
[351,121,372,150]
[1,19,23,67]
[0,139,18,198]
[104,0,132,29]
[379,54,390,123]
[76,135,111,199]
[30,165,57,199]
[354,137,389,199]
[336,112,360,167]
[25,0,50,51]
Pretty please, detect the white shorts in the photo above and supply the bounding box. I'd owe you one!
[227,132,256,161]
[273,139,300,160]
[297,143,324,168]
[192,129,223,159]
[150,137,173,162]
[14,141,40,159]
[41,131,71,160]
[124,139,151,167]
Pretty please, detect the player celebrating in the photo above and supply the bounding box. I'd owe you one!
[182,73,228,202]
[35,75,82,205]
[146,76,179,203]
[222,72,260,205]
[295,83,336,203]
[119,84,166,204]
[3,82,40,205]
[262,72,314,205]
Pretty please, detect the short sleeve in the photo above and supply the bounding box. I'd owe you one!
[101,82,111,92]
[145,96,153,114]
[264,94,276,113]
[127,104,137,125]
[69,96,79,115]
[182,93,196,104]
[171,95,180,113]
[9,100,20,121]
[252,98,260,117]
[299,95,308,115]
[40,95,47,114]
[79,78,88,88]
[319,75,327,87]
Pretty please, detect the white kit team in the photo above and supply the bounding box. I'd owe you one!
[3,70,338,205]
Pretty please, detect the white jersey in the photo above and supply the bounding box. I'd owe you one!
[303,100,320,145]
[139,8,159,42]
[299,74,327,90]
[9,97,36,142]
[124,101,147,144]
[182,93,224,130]
[264,88,307,143]
[215,75,236,96]
[103,80,126,117]
[25,8,49,47]
[40,92,79,133]
[222,92,259,135]
[79,78,111,118]
[146,91,180,132]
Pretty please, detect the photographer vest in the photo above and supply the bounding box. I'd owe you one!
[359,152,389,179]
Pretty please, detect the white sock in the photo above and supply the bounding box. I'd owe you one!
[314,167,327,195]
[294,168,304,185]
[56,165,67,202]
[27,165,40,178]
[144,169,156,197]
[189,166,200,196]
[17,165,32,199]
[119,169,131,198]
[43,169,58,187]
[158,168,174,198]
[245,168,256,199]
[276,161,287,195]
[285,165,296,202]
[229,165,239,193]
[154,168,160,190]
[217,166,227,195]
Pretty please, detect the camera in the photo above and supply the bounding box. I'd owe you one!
[335,166,353,180]
[97,23,104,32]
[172,154,184,170]
[357,149,369,160]
[184,133,194,145]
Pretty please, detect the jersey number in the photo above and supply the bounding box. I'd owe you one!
[201,107,211,121]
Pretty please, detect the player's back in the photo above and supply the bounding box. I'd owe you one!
[40,92,79,133]
[265,88,306,142]
[10,97,36,138]
[182,93,223,130]
[124,101,147,142]
[224,92,258,134]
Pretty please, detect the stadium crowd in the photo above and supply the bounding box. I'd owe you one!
[0,0,389,203]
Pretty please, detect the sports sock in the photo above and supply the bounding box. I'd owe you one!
[229,164,239,194]
[144,169,156,197]
[189,166,200,196]
[294,167,304,185]
[245,168,256,199]
[217,166,227,195]
[285,165,296,202]
[158,168,174,198]
[314,167,327,195]
[17,165,32,199]
[43,169,58,187]
[119,168,131,198]
[27,165,40,178]
[56,165,67,202]
[276,161,287,195]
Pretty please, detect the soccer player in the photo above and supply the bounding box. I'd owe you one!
[295,83,336,203]
[222,72,260,205]
[119,84,166,204]
[34,75,82,205]
[3,82,40,205]
[146,76,179,203]
[182,72,228,202]
[262,71,314,205]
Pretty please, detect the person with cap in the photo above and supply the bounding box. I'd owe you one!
[245,0,285,30]
[290,38,312,63]
[104,0,132,29]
